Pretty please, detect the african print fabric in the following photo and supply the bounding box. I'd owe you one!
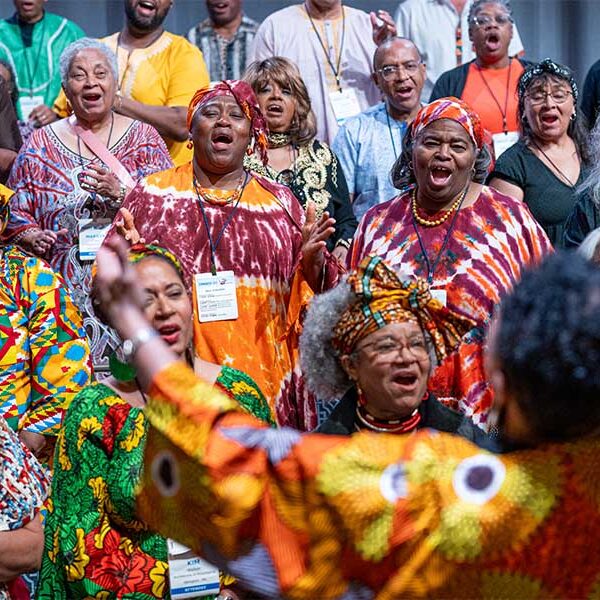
[4,121,172,370]
[348,186,552,425]
[0,245,91,437]
[138,361,600,600]
[111,164,339,430]
[38,366,273,599]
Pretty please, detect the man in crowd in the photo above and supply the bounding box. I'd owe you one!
[188,0,258,81]
[395,0,523,101]
[333,37,425,221]
[0,0,84,128]
[54,0,209,166]
[250,0,397,144]
[0,78,22,182]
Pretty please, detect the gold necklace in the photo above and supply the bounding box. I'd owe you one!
[411,186,466,227]
[194,172,245,205]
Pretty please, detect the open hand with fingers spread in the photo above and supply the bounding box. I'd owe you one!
[301,201,336,291]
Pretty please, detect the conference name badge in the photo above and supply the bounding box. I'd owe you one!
[19,95,44,120]
[329,88,361,126]
[167,538,220,599]
[194,270,238,322]
[78,218,111,261]
[492,131,519,159]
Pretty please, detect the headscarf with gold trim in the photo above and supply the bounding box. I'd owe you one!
[128,244,184,278]
[187,80,269,166]
[332,255,476,362]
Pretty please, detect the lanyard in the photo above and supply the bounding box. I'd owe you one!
[20,18,46,97]
[477,59,513,133]
[385,104,407,160]
[305,4,346,91]
[411,185,468,284]
[193,172,248,275]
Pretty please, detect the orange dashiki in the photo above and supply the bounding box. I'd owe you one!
[112,163,338,430]
[138,362,600,600]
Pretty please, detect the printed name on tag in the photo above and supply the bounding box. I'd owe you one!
[194,270,238,322]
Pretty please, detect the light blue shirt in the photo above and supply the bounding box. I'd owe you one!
[332,102,407,222]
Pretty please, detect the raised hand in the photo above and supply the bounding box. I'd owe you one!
[116,207,145,244]
[370,10,397,45]
[301,201,335,291]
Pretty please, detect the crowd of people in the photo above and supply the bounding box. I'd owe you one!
[1,0,600,598]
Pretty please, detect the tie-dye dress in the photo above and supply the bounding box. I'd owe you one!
[114,163,339,430]
[348,186,552,425]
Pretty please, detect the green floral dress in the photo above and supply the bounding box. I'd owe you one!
[37,366,274,599]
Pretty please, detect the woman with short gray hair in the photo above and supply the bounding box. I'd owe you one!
[4,37,173,370]
[302,254,487,444]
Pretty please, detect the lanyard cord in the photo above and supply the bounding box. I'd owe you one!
[476,58,513,133]
[530,139,578,188]
[20,18,47,97]
[305,4,346,91]
[385,104,407,160]
[193,171,249,275]
[411,184,469,284]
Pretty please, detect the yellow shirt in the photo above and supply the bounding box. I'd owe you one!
[54,31,209,166]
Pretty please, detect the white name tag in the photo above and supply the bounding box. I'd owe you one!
[492,131,519,159]
[18,95,44,120]
[167,539,221,599]
[194,270,238,322]
[431,289,447,307]
[78,218,111,261]
[329,88,361,126]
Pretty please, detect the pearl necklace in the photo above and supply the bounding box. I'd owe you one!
[411,185,468,227]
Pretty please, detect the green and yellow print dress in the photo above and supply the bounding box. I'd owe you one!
[37,366,273,599]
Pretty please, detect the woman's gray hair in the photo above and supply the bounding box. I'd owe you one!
[299,278,357,400]
[468,0,513,25]
[577,120,600,205]
[59,38,118,87]
[578,227,600,263]
[391,125,491,190]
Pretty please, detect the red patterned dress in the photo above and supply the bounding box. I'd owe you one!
[348,186,552,424]
[113,163,339,430]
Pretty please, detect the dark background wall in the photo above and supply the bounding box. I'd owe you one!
[0,0,597,87]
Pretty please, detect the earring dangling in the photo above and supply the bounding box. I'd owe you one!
[186,139,193,150]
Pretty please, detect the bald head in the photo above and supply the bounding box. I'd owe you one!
[373,37,422,72]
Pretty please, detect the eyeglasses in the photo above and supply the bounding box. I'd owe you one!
[377,62,422,82]
[525,89,573,105]
[355,336,429,362]
[471,13,513,27]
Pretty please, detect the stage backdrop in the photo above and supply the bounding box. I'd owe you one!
[0,0,597,96]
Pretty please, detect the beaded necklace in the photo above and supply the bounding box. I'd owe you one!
[411,184,466,227]
[355,404,422,433]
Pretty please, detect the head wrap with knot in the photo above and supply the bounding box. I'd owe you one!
[332,255,476,362]
[410,96,484,150]
[187,80,269,166]
[518,58,579,103]
[128,243,184,278]
[0,184,14,237]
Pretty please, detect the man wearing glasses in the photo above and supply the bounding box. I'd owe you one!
[396,0,524,103]
[430,0,529,158]
[332,37,425,220]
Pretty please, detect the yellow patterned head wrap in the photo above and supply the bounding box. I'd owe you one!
[332,255,475,361]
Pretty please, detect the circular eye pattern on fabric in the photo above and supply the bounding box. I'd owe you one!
[151,449,181,498]
[379,462,408,503]
[452,454,506,505]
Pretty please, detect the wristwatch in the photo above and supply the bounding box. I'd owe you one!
[122,327,158,362]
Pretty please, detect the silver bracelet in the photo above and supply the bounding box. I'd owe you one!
[121,328,159,362]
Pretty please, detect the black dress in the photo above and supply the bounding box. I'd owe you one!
[244,139,357,250]
[489,139,585,248]
[563,192,600,248]
[316,387,499,451]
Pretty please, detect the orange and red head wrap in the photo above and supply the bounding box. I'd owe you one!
[187,80,269,166]
[332,255,476,362]
[410,96,484,149]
